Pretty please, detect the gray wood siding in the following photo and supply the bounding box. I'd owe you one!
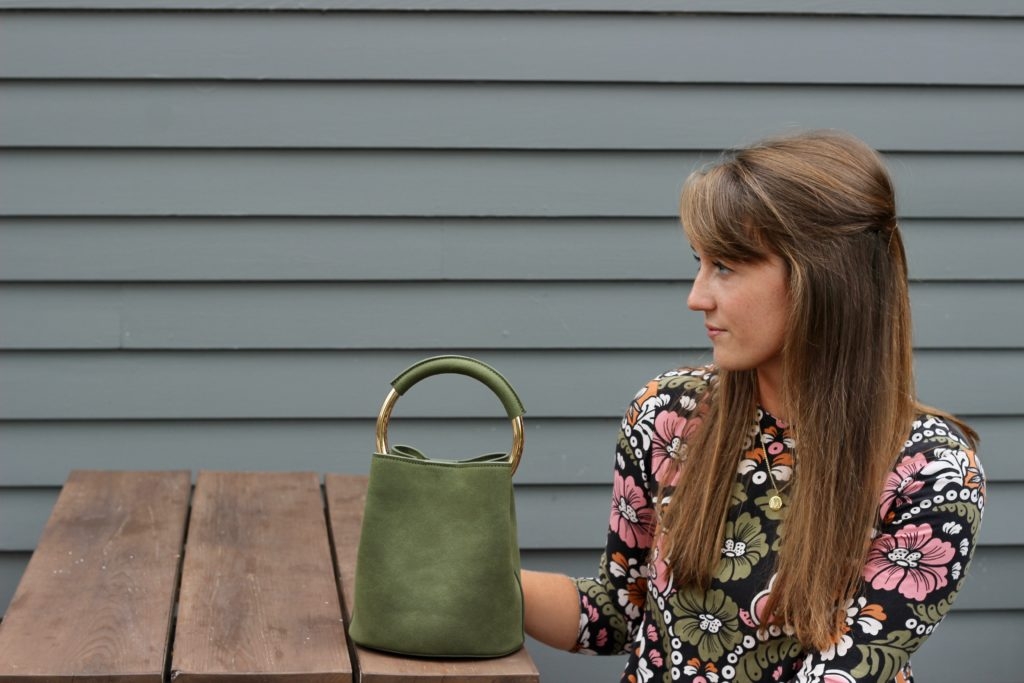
[0,5,1020,681]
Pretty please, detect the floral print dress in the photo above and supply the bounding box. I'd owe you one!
[573,367,985,683]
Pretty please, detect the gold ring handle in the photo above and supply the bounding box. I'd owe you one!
[375,387,525,475]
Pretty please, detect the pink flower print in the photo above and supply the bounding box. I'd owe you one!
[749,573,778,627]
[649,541,673,596]
[648,648,664,667]
[597,628,608,647]
[823,672,857,683]
[880,453,928,522]
[863,523,955,600]
[611,471,655,548]
[647,622,658,642]
[651,411,691,485]
[583,595,599,623]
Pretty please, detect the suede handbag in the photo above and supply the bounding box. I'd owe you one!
[348,355,526,658]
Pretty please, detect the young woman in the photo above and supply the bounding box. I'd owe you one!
[521,131,985,682]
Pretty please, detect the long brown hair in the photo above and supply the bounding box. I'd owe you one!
[660,130,976,650]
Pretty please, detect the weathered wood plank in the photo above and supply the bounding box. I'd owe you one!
[0,470,190,682]
[324,474,540,682]
[171,471,351,683]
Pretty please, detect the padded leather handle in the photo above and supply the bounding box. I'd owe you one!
[390,355,525,419]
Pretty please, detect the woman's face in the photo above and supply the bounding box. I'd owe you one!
[687,247,791,381]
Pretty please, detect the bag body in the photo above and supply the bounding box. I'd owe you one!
[348,356,525,658]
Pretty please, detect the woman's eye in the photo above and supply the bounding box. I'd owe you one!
[691,252,732,275]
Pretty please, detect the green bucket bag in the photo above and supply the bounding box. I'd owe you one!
[348,355,526,658]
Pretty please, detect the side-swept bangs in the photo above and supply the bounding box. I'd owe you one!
[680,161,773,263]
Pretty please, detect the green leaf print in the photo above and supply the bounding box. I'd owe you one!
[735,637,803,683]
[731,480,748,508]
[660,374,710,395]
[936,501,981,535]
[852,631,920,681]
[911,592,955,625]
[578,575,630,652]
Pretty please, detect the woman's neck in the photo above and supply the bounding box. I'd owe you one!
[756,366,788,422]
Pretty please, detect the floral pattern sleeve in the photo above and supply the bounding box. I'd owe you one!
[792,415,986,683]
[572,369,711,656]
[567,364,984,683]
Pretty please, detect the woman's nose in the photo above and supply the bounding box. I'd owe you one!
[687,274,712,312]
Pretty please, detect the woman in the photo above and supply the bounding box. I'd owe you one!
[521,131,985,682]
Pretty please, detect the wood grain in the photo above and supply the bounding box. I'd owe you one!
[170,471,351,683]
[0,470,191,683]
[324,474,540,683]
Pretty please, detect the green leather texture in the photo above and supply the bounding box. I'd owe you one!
[349,357,525,658]
[389,355,525,419]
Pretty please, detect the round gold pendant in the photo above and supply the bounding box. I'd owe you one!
[769,495,784,511]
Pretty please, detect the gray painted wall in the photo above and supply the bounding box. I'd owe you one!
[0,4,1021,681]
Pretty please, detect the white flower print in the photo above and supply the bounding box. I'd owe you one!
[636,657,655,683]
[942,521,962,535]
[920,448,973,491]
[849,597,885,636]
[627,393,673,454]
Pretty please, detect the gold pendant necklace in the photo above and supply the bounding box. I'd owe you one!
[756,415,791,511]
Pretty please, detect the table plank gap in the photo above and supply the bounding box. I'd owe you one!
[324,474,540,683]
[171,471,351,683]
[0,470,191,683]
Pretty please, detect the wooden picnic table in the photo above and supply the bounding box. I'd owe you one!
[0,470,540,683]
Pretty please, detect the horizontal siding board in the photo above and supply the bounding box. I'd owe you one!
[0,489,55,551]
[0,414,1016,488]
[0,350,1020,419]
[950,546,1023,611]
[2,151,1023,218]
[2,14,1023,84]
[1,1,1023,14]
[0,552,31,615]
[0,218,1020,282]
[0,481,1012,551]
[903,611,1024,683]
[903,220,1024,281]
[1,282,1021,350]
[4,83,1024,152]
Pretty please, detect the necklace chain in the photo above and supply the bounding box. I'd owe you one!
[756,415,791,511]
